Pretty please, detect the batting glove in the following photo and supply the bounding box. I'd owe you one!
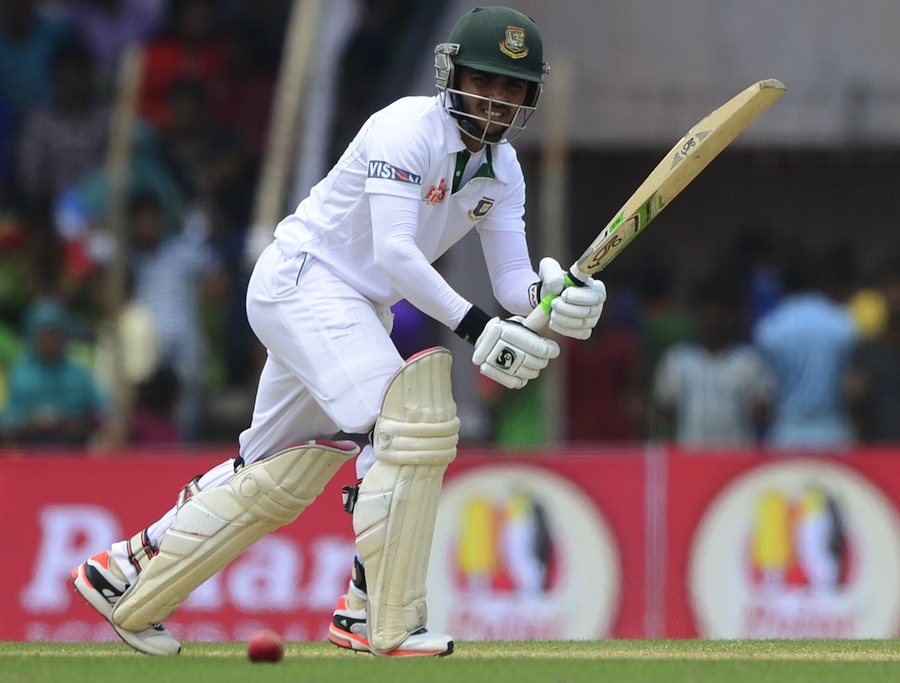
[472,316,560,390]
[538,257,606,340]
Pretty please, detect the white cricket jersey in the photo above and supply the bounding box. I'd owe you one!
[273,94,536,330]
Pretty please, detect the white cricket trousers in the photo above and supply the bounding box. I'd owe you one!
[238,244,403,459]
[112,244,403,581]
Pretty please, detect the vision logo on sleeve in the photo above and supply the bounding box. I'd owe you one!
[368,160,422,186]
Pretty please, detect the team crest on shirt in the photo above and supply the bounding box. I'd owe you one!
[424,178,447,205]
[468,197,495,220]
[500,26,528,59]
[368,160,422,185]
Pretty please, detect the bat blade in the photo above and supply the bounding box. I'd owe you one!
[525,78,785,331]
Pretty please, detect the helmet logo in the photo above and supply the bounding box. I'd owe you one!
[499,26,528,59]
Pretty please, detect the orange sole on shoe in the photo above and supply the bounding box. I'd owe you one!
[327,626,370,652]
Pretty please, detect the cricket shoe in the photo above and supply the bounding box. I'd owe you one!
[327,594,454,657]
[71,551,182,655]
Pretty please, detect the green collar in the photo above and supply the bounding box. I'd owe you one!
[452,145,495,194]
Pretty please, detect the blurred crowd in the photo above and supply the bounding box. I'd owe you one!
[0,0,442,450]
[488,237,900,452]
[2,0,899,453]
[0,0,289,447]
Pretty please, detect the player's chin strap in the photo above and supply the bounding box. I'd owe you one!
[111,440,359,631]
[353,347,460,653]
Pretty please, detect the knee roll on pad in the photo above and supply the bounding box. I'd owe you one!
[112,440,358,631]
[352,347,459,653]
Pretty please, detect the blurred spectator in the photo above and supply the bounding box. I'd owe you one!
[17,38,110,201]
[328,0,424,162]
[845,260,900,441]
[636,257,695,439]
[0,0,76,118]
[485,296,642,447]
[0,297,108,446]
[54,0,167,87]
[157,77,223,198]
[651,277,775,446]
[565,293,642,442]
[137,0,225,130]
[221,0,291,73]
[484,378,546,448]
[752,250,859,449]
[0,198,95,321]
[128,189,225,441]
[729,229,783,333]
[847,285,887,340]
[0,0,78,191]
[0,305,19,413]
[132,365,181,443]
[56,120,184,264]
[183,133,253,392]
[208,26,276,165]
[843,246,887,341]
[92,267,161,440]
[0,205,30,326]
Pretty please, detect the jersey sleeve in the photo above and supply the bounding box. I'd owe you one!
[362,111,432,200]
[369,190,473,331]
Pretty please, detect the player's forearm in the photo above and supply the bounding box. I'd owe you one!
[370,193,472,330]
[477,226,540,316]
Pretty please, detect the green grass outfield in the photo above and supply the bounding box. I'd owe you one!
[2,639,900,683]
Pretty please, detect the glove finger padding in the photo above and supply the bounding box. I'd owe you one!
[538,256,567,299]
[549,279,607,340]
[472,317,560,390]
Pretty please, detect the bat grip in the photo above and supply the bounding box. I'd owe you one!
[522,271,585,332]
[522,302,550,331]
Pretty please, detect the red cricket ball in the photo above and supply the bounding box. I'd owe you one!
[246,630,285,663]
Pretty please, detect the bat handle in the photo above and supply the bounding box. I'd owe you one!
[522,299,551,331]
[522,271,584,332]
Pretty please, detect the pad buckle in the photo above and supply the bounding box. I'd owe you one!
[342,484,359,514]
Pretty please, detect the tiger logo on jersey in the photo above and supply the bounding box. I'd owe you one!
[468,197,494,221]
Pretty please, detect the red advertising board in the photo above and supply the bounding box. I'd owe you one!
[3,445,900,644]
[667,448,900,639]
[0,450,363,644]
[0,446,646,643]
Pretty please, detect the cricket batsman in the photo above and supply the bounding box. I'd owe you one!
[71,5,605,657]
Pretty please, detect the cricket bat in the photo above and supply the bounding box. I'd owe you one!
[524,78,786,331]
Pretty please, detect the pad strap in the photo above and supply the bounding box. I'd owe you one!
[125,475,202,576]
[126,529,158,576]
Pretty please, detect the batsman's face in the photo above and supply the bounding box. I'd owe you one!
[456,67,528,136]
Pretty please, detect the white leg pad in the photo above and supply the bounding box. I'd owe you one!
[353,347,459,653]
[112,440,358,631]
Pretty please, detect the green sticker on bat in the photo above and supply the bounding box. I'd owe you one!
[608,211,625,234]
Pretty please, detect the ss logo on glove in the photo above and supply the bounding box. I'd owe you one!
[472,317,557,390]
[494,347,516,369]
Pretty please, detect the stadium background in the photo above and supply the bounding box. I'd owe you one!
[3,0,900,643]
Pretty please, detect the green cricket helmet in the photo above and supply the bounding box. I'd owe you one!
[435,6,549,143]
